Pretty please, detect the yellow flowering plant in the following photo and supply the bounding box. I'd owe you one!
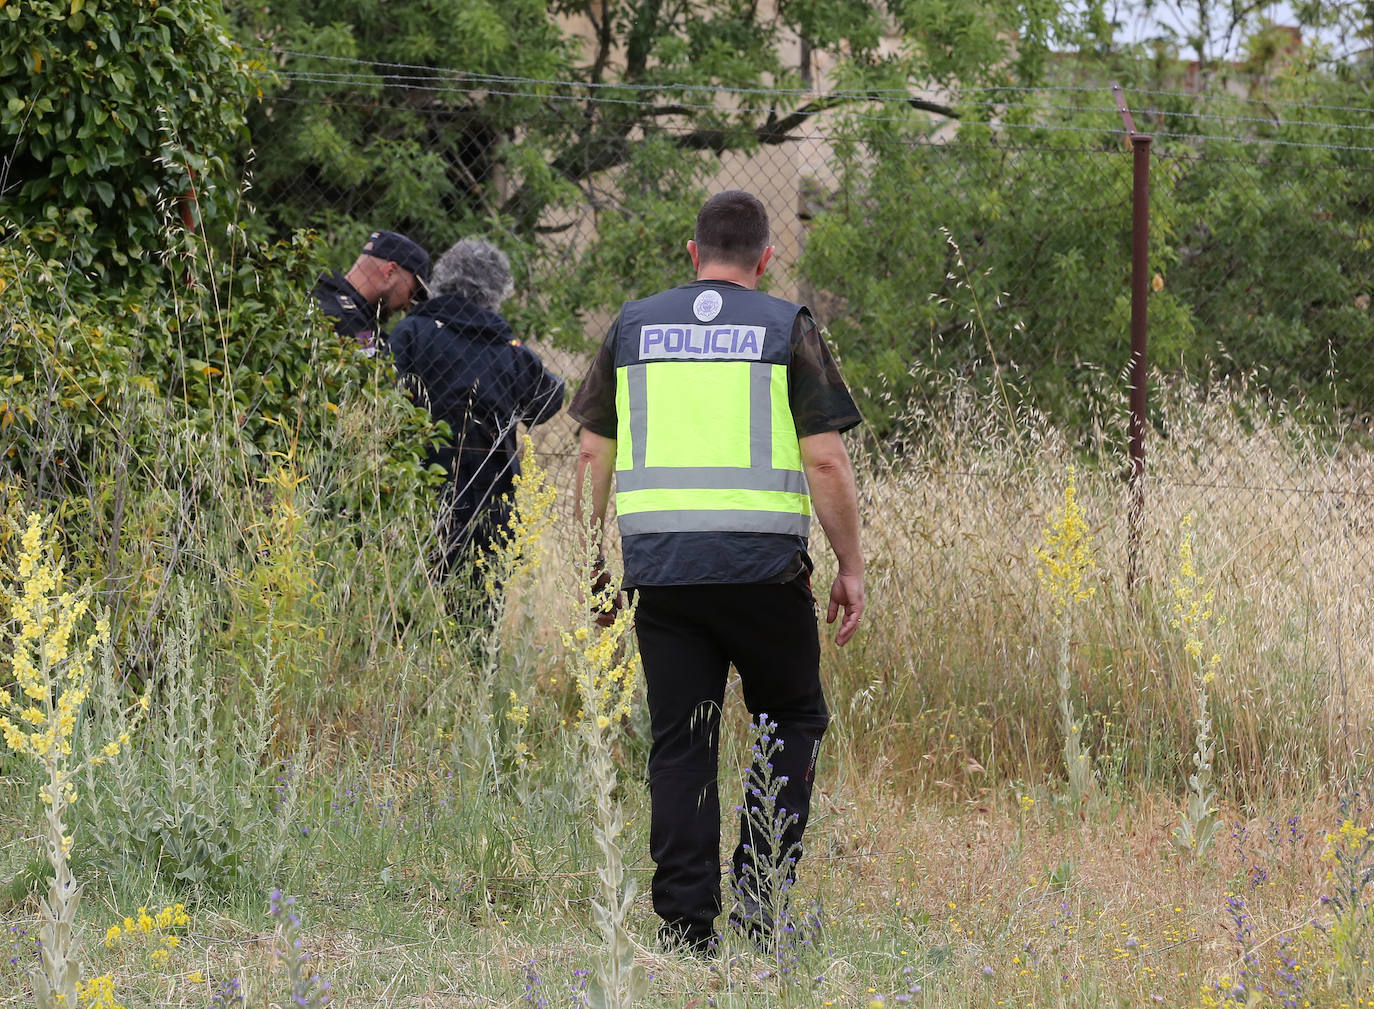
[0,511,149,1009]
[461,435,558,781]
[243,435,324,703]
[1033,466,1097,808]
[104,904,190,967]
[1169,514,1223,861]
[72,974,125,1009]
[561,504,646,1009]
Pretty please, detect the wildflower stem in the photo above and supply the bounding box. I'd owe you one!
[1169,516,1222,861]
[1,513,148,1008]
[33,746,81,1009]
[565,525,645,1009]
[1035,467,1097,809]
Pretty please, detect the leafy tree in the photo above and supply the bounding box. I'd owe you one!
[0,0,253,277]
[226,0,1103,341]
[798,41,1374,433]
[1097,0,1373,74]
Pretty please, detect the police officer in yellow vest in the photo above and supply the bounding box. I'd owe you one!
[570,190,865,954]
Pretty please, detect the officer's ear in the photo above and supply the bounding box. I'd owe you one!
[755,245,774,279]
[687,240,701,272]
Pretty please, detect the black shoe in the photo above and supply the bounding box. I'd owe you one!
[658,921,717,959]
[727,895,775,952]
[729,898,824,955]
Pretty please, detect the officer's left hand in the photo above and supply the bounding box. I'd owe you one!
[826,571,864,646]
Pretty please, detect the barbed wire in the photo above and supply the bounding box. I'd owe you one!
[252,56,1374,153]
[246,46,1374,114]
[259,85,1374,153]
[244,47,1106,99]
[1120,84,1374,114]
[263,72,1374,135]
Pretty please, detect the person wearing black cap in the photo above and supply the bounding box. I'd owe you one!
[312,230,431,351]
[388,237,565,593]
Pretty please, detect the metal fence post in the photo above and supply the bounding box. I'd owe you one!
[1113,83,1152,592]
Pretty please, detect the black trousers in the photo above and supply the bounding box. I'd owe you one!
[634,576,830,942]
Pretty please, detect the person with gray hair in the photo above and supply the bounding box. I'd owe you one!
[388,237,565,593]
[427,238,515,310]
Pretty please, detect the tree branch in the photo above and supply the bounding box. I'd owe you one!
[500,90,959,227]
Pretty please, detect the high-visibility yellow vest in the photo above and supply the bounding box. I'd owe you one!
[612,282,811,586]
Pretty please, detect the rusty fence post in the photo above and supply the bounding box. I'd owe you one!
[1112,82,1152,592]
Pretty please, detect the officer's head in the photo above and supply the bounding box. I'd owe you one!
[688,191,774,284]
[430,238,514,312]
[351,230,431,315]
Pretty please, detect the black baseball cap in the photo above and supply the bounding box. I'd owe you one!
[362,230,431,291]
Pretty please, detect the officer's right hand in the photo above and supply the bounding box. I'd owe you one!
[826,571,864,646]
[590,555,624,628]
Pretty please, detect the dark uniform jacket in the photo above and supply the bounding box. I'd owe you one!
[388,294,565,561]
[312,271,383,346]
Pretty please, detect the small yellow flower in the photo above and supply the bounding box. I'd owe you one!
[1034,466,1096,617]
[75,973,124,1009]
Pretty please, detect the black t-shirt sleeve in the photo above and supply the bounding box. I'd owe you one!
[789,310,862,437]
[568,320,620,439]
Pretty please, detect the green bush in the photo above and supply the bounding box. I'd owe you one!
[0,0,253,278]
[794,42,1374,435]
[0,225,445,673]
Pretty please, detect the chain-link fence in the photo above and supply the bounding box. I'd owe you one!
[243,54,1374,605]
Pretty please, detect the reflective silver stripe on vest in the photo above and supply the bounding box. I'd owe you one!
[749,363,773,469]
[627,364,649,470]
[619,509,811,536]
[616,467,808,494]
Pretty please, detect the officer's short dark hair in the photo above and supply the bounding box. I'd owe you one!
[694,190,770,269]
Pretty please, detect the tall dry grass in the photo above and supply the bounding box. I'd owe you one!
[514,363,1370,805]
[818,372,1373,800]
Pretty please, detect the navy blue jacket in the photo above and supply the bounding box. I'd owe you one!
[312,271,384,345]
[388,295,565,553]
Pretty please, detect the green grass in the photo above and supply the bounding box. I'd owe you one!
[5,256,1374,1005]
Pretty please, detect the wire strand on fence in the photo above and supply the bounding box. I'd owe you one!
[247,47,1374,112]
[253,53,1374,153]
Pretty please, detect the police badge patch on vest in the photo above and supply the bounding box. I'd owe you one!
[638,323,766,360]
[692,289,723,321]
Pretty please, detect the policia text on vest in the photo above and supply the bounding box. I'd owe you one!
[639,323,765,360]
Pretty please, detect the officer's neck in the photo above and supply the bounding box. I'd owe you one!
[695,266,758,290]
